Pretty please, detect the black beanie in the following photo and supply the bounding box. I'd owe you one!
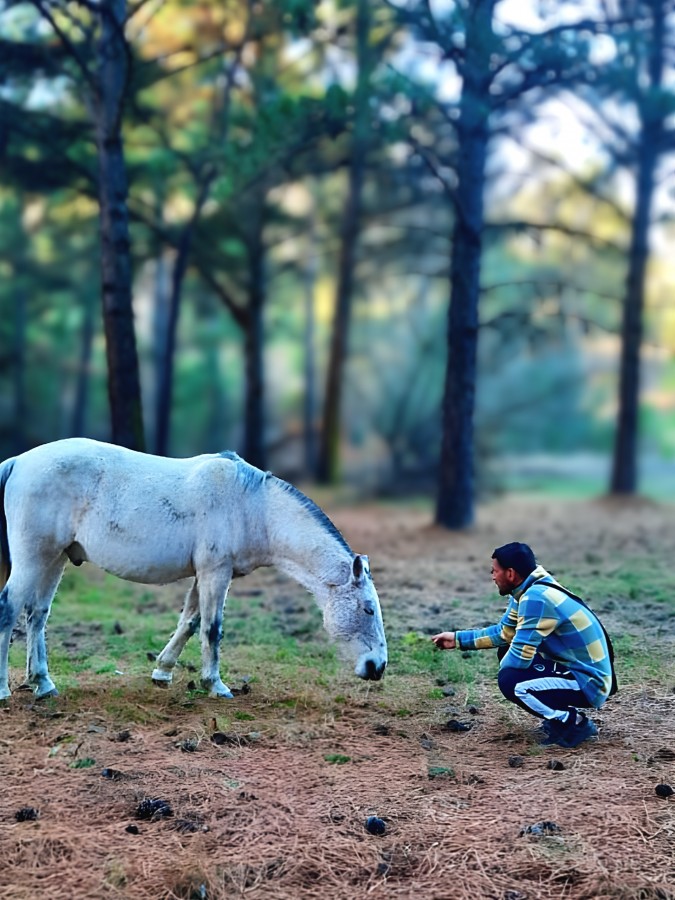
[492,542,536,578]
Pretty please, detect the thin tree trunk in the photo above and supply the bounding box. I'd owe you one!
[610,3,663,495]
[152,41,242,457]
[154,175,215,457]
[609,141,657,493]
[70,291,96,437]
[150,249,170,451]
[12,291,27,455]
[243,207,266,469]
[153,215,194,457]
[96,0,144,450]
[435,0,494,529]
[317,0,371,484]
[204,339,227,450]
[303,194,318,476]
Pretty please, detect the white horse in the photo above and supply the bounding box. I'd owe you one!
[0,438,387,699]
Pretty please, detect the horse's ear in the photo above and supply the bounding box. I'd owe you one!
[352,554,366,584]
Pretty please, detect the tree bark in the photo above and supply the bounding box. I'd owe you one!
[303,194,318,477]
[12,290,27,454]
[243,203,266,470]
[609,139,657,493]
[70,290,96,438]
[609,3,664,494]
[316,0,371,484]
[96,0,145,450]
[435,0,494,529]
[153,180,212,457]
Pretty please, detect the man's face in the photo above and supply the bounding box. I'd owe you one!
[491,559,522,596]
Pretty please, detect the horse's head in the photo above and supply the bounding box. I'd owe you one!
[322,554,387,681]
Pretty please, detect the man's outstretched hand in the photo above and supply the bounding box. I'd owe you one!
[431,632,456,651]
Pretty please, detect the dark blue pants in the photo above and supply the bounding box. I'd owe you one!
[497,654,591,723]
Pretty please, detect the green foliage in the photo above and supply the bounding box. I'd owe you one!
[70,757,96,769]
[4,529,675,754]
[427,765,455,780]
[389,631,495,684]
[2,0,674,498]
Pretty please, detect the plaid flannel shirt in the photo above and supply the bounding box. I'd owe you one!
[455,565,613,708]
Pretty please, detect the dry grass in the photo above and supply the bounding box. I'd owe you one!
[1,496,675,899]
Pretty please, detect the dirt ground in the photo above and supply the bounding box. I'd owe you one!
[1,495,675,899]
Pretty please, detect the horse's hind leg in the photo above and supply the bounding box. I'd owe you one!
[0,559,65,699]
[24,559,66,698]
[197,567,233,698]
[0,579,19,700]
[152,582,200,687]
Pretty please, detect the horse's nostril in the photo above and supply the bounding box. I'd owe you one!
[364,659,386,681]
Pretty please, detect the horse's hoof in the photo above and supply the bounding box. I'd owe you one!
[151,668,173,687]
[211,689,234,699]
[202,679,234,699]
[35,688,59,699]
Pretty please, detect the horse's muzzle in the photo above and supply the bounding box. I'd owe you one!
[356,657,387,681]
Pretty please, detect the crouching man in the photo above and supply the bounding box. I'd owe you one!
[432,542,616,748]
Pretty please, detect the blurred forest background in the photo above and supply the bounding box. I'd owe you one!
[1,0,675,528]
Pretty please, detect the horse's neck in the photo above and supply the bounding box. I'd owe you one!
[265,487,350,604]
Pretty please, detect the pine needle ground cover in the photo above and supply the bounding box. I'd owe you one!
[1,496,674,899]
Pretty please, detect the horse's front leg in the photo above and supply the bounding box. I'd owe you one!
[152,581,200,687]
[197,567,233,698]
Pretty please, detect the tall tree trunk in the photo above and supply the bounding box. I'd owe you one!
[316,0,371,484]
[204,339,227,450]
[150,249,170,452]
[154,177,213,456]
[152,48,238,456]
[243,207,266,469]
[303,194,318,477]
[610,3,663,495]
[435,0,494,529]
[70,290,96,437]
[12,289,27,455]
[96,0,144,450]
[609,140,657,493]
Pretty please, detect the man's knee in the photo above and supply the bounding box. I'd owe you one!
[497,665,520,702]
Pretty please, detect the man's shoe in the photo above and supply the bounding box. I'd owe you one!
[539,718,566,744]
[543,714,598,749]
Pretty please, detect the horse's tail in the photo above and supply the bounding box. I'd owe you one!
[0,457,15,588]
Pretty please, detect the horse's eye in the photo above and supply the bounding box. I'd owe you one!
[363,605,375,616]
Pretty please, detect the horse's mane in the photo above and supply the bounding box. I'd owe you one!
[271,477,353,554]
[218,451,352,554]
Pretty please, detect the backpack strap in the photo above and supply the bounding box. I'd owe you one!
[533,579,618,696]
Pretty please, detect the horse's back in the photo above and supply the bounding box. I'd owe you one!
[3,438,255,584]
[9,438,220,488]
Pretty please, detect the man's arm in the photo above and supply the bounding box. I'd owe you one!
[431,632,456,650]
[432,597,519,651]
[499,592,557,668]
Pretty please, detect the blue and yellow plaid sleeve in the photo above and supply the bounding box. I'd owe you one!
[456,597,518,651]
[499,593,554,669]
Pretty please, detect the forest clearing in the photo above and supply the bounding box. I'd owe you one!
[4,6,675,897]
[1,495,674,899]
